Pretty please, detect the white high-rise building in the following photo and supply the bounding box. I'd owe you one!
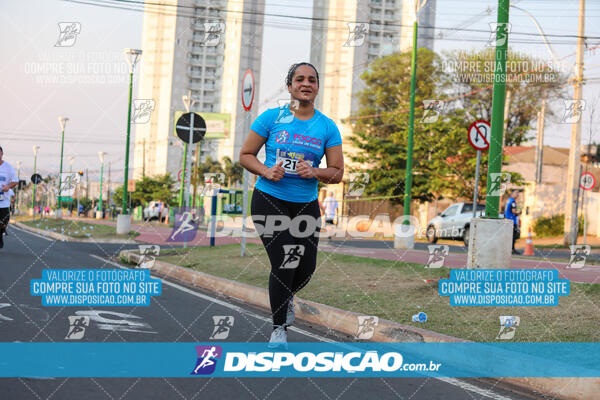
[133,0,264,180]
[310,0,436,157]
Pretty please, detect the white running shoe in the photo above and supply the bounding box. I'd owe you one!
[268,325,288,349]
[286,297,295,326]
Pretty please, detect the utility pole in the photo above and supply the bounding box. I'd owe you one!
[192,141,200,208]
[32,146,40,217]
[98,152,106,218]
[142,138,146,178]
[564,0,586,245]
[502,90,512,147]
[484,0,510,219]
[86,168,89,201]
[57,117,69,217]
[535,98,546,183]
[107,161,111,212]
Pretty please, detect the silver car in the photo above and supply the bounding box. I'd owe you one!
[425,202,485,246]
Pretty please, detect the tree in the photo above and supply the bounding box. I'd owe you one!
[194,157,224,185]
[443,48,566,145]
[222,156,244,187]
[113,174,177,209]
[348,48,529,204]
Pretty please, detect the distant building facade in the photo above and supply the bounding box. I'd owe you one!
[133,0,265,180]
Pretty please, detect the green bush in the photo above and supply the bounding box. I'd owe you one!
[533,214,584,237]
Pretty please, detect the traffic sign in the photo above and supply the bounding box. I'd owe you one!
[468,120,491,151]
[127,180,136,192]
[580,172,595,191]
[58,196,73,203]
[31,174,42,184]
[241,69,255,111]
[175,112,206,144]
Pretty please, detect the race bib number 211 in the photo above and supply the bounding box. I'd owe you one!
[276,149,316,178]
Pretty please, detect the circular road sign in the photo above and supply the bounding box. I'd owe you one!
[176,112,206,144]
[31,173,43,184]
[468,120,491,151]
[241,69,255,111]
[580,172,595,191]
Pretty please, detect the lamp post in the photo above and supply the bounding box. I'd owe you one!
[57,117,69,218]
[118,48,142,235]
[68,156,75,215]
[97,152,106,219]
[399,0,429,249]
[32,146,40,217]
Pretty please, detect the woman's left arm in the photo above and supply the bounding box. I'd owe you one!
[296,144,344,184]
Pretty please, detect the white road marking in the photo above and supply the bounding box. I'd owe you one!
[90,255,515,399]
[438,378,517,400]
[11,224,53,242]
[0,303,14,321]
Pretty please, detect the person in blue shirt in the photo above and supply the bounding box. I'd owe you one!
[239,63,344,348]
[505,189,521,254]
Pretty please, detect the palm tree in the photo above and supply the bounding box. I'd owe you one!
[222,156,244,188]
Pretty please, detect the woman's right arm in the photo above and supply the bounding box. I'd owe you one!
[239,130,285,182]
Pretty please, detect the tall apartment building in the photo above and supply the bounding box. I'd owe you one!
[310,0,436,161]
[133,0,264,180]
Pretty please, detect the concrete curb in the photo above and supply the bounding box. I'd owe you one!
[12,221,137,244]
[119,249,599,400]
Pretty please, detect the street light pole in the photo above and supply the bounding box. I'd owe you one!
[68,156,75,215]
[400,0,428,249]
[57,117,69,218]
[484,0,510,219]
[32,146,40,218]
[98,152,106,219]
[118,48,142,235]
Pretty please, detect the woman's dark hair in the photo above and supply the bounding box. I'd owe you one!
[285,62,319,87]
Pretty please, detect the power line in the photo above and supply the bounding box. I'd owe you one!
[63,0,600,41]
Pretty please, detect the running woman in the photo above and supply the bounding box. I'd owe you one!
[239,63,344,348]
[0,146,19,249]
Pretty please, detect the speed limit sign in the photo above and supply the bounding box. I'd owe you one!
[580,172,595,191]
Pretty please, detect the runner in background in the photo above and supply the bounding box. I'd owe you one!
[504,189,521,255]
[239,63,344,348]
[322,191,338,241]
[0,146,19,249]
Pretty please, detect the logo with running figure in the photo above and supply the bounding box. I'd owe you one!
[65,316,90,340]
[355,315,379,339]
[191,345,222,375]
[567,245,591,269]
[275,130,289,144]
[426,245,449,268]
[55,22,81,47]
[209,316,234,339]
[280,245,305,269]
[168,209,199,242]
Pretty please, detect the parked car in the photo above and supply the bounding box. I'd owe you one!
[143,201,168,222]
[426,202,485,246]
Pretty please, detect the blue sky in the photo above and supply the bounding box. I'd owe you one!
[1,0,599,179]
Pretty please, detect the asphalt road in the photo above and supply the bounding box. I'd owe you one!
[0,225,543,400]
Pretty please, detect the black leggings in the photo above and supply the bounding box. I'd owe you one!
[251,189,321,327]
[0,207,9,232]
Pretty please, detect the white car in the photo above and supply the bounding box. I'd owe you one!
[143,201,168,222]
[425,202,485,246]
